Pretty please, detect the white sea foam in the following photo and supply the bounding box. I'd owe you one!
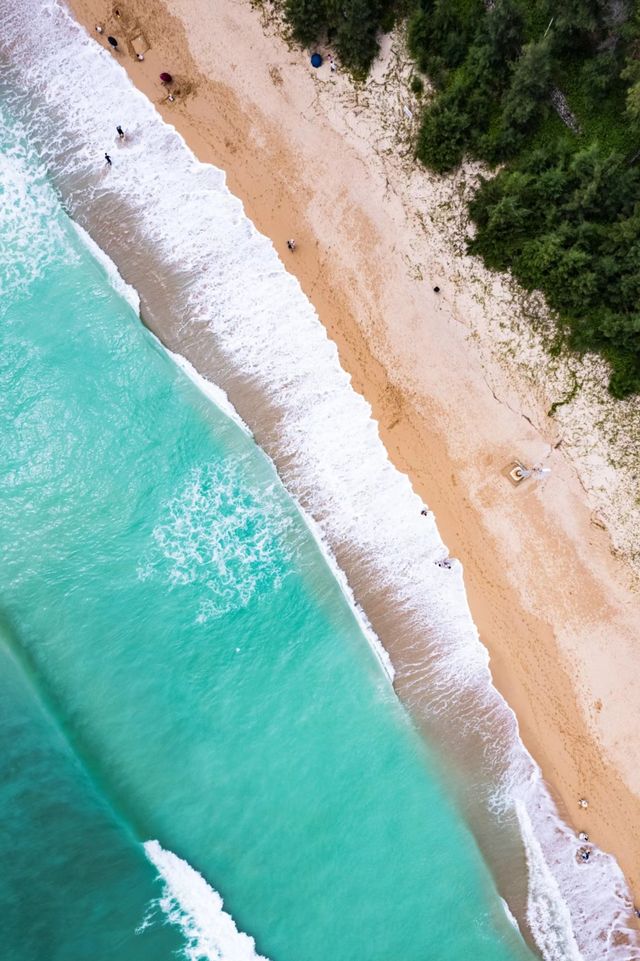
[164,347,394,677]
[144,841,270,961]
[0,106,73,300]
[138,461,294,622]
[167,349,252,436]
[516,802,583,961]
[153,331,392,671]
[71,219,141,313]
[502,897,522,934]
[1,2,638,958]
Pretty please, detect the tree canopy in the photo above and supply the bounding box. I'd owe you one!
[282,0,640,396]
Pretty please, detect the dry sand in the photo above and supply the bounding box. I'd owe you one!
[67,0,640,911]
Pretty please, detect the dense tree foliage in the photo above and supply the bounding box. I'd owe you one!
[469,144,640,396]
[285,0,396,76]
[282,0,640,396]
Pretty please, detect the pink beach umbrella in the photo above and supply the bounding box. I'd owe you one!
[159,72,173,85]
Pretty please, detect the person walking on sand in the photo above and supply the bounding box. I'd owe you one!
[104,152,112,167]
[287,239,296,251]
[116,125,125,140]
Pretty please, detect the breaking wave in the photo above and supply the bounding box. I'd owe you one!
[145,841,269,961]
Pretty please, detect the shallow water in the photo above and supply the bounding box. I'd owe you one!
[0,99,534,960]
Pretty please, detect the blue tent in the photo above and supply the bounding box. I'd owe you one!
[311,53,323,68]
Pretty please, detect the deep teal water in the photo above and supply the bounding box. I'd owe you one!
[0,630,184,961]
[0,103,534,961]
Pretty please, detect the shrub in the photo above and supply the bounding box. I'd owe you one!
[501,40,552,133]
[285,0,327,47]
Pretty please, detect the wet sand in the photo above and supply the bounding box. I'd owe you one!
[66,0,640,913]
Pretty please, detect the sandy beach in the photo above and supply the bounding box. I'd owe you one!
[66,0,640,916]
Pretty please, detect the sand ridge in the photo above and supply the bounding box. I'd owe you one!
[66,0,640,914]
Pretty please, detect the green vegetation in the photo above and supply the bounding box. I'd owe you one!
[284,0,398,78]
[282,0,640,397]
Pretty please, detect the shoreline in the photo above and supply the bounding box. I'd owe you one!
[65,0,640,920]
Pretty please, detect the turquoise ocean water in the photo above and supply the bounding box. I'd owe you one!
[0,96,536,960]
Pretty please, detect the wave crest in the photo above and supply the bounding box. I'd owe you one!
[144,841,270,961]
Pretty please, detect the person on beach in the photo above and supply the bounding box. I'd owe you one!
[95,24,103,34]
[136,53,145,61]
[328,54,337,72]
[287,239,296,251]
[104,152,112,167]
[116,125,125,140]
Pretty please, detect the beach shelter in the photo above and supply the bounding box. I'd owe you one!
[159,72,173,84]
[310,53,322,68]
[107,36,118,48]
